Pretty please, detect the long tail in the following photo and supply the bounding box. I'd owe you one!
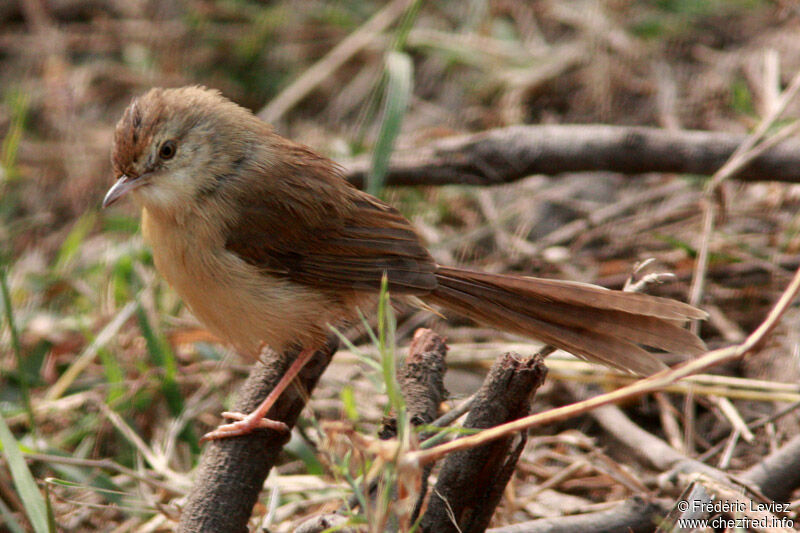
[425,266,707,375]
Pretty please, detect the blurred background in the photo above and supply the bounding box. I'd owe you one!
[2,1,800,531]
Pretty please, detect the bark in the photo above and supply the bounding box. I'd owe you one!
[344,125,800,188]
[420,352,548,533]
[178,338,338,533]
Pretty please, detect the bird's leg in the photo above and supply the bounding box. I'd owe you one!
[200,347,316,442]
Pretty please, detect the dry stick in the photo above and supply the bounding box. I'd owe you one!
[178,338,338,533]
[587,393,800,492]
[489,383,800,532]
[419,352,548,533]
[430,346,556,430]
[742,434,800,503]
[376,329,449,522]
[342,125,800,188]
[565,386,759,510]
[304,329,449,532]
[390,329,448,525]
[257,0,413,123]
[564,385,684,471]
[405,264,800,469]
[562,382,756,519]
[689,121,800,314]
[657,475,795,533]
[689,62,800,312]
[709,67,800,192]
[681,65,800,463]
[697,400,800,464]
[484,496,669,533]
[656,435,800,531]
[384,328,449,437]
[596,253,800,292]
[430,394,475,428]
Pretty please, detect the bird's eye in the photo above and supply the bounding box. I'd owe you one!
[159,140,176,160]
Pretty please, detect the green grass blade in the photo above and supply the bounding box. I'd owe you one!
[55,212,97,272]
[136,305,183,415]
[135,305,198,449]
[390,0,422,51]
[1,89,29,184]
[340,385,359,421]
[0,495,27,533]
[329,323,382,373]
[377,275,405,428]
[284,432,324,476]
[0,265,34,430]
[97,345,126,405]
[42,483,56,533]
[368,51,413,197]
[0,416,52,533]
[0,266,22,361]
[351,0,420,153]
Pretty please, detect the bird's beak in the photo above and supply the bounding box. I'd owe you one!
[102,174,145,208]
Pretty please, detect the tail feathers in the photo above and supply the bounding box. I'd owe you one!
[436,267,706,321]
[426,266,706,376]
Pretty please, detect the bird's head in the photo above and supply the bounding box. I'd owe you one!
[103,86,265,214]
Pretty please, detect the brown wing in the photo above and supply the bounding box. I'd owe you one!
[224,143,437,294]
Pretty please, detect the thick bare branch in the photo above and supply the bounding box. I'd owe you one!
[343,125,800,187]
[178,338,338,533]
[742,434,800,502]
[486,496,668,533]
[420,352,548,533]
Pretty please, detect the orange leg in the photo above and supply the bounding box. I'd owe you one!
[200,347,316,442]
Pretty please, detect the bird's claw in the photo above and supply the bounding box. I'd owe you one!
[199,411,290,442]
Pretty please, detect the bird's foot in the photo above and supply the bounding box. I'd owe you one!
[199,411,290,442]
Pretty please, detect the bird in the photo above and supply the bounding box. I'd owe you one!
[103,86,707,441]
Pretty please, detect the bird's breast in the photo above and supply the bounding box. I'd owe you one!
[141,208,355,357]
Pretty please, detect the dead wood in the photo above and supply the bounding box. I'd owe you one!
[573,382,800,504]
[294,513,354,533]
[742,434,800,503]
[596,254,800,292]
[567,383,800,532]
[562,383,722,477]
[420,352,548,533]
[485,496,669,533]
[343,125,800,188]
[178,338,338,533]
[321,328,450,529]
[379,328,449,439]
[380,328,449,523]
[739,308,800,438]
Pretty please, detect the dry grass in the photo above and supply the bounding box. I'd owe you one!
[2,1,800,530]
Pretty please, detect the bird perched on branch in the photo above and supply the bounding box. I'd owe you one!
[103,86,706,441]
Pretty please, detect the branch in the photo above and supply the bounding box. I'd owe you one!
[178,338,338,533]
[742,434,800,502]
[485,496,668,533]
[385,328,448,524]
[304,329,449,531]
[342,125,800,187]
[379,328,449,439]
[420,352,548,533]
